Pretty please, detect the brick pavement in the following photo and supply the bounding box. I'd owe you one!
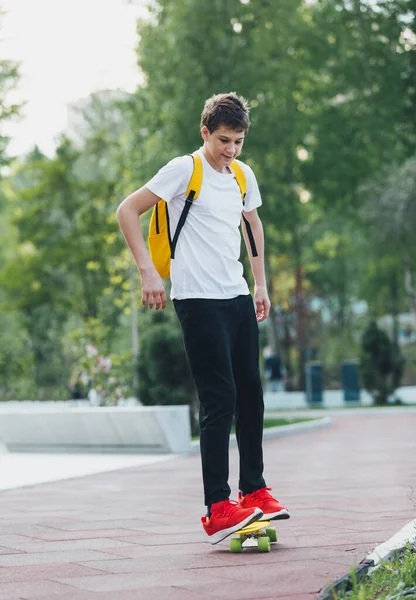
[0,412,415,600]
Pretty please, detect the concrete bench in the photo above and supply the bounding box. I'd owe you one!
[0,405,191,454]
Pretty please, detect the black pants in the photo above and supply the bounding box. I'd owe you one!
[174,294,266,507]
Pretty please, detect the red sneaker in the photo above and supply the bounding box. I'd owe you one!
[201,500,263,545]
[238,488,290,521]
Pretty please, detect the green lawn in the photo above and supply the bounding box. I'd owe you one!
[263,417,316,428]
[192,416,317,440]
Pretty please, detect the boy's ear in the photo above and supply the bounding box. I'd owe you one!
[201,126,210,141]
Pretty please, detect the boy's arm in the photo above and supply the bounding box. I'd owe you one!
[241,208,270,322]
[116,187,166,310]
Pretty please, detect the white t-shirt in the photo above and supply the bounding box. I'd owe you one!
[145,148,262,300]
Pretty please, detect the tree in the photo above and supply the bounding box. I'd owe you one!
[360,155,416,321]
[133,0,416,389]
[305,0,416,212]
[0,8,33,397]
[0,8,21,165]
[134,0,328,388]
[0,95,137,389]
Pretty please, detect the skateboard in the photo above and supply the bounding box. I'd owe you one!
[229,520,277,553]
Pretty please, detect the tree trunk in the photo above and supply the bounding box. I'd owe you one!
[282,311,294,391]
[265,253,281,355]
[130,269,139,392]
[390,271,399,348]
[404,263,416,327]
[292,228,307,391]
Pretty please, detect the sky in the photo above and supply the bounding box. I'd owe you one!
[1,0,148,156]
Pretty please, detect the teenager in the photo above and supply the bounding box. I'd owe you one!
[116,92,290,544]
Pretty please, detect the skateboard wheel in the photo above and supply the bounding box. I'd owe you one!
[230,538,243,553]
[266,527,277,542]
[258,536,270,552]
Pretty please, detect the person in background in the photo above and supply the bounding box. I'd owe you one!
[264,346,284,392]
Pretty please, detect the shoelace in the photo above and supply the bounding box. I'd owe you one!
[246,487,274,501]
[213,500,239,518]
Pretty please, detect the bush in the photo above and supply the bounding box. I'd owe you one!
[136,315,198,434]
[63,318,133,405]
[0,382,70,402]
[0,309,36,392]
[360,321,404,405]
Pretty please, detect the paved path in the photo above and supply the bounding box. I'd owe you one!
[0,412,415,600]
[0,452,174,491]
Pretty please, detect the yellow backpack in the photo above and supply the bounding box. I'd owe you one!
[148,152,254,278]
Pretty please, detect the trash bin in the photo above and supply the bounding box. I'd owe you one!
[305,361,323,405]
[341,360,360,403]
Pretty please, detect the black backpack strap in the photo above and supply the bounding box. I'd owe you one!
[169,154,200,259]
[170,189,196,259]
[232,161,258,258]
[242,214,258,257]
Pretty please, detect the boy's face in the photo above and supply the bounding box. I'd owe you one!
[201,125,246,171]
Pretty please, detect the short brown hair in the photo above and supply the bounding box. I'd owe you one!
[200,92,250,133]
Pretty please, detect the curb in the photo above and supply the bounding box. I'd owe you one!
[317,518,416,599]
[366,518,416,568]
[189,416,332,453]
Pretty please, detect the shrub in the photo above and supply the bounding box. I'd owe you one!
[136,315,198,434]
[360,321,404,405]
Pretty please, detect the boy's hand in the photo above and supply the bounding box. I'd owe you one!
[140,268,167,310]
[254,284,270,322]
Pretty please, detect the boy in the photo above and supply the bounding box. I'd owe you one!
[116,92,290,544]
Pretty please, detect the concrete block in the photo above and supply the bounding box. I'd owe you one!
[0,406,191,454]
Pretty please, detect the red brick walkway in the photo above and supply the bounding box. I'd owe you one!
[0,412,415,600]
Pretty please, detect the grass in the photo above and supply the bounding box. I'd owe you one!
[191,416,317,440]
[333,543,416,600]
[266,403,416,411]
[263,417,316,427]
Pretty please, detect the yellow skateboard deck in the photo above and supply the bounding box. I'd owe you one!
[235,520,271,535]
[230,520,277,553]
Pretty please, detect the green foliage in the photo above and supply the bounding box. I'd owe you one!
[0,9,21,164]
[360,156,416,256]
[1,0,415,400]
[134,0,416,389]
[360,155,416,319]
[2,137,127,321]
[334,543,416,600]
[136,310,195,407]
[360,321,404,405]
[0,301,34,395]
[0,92,136,393]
